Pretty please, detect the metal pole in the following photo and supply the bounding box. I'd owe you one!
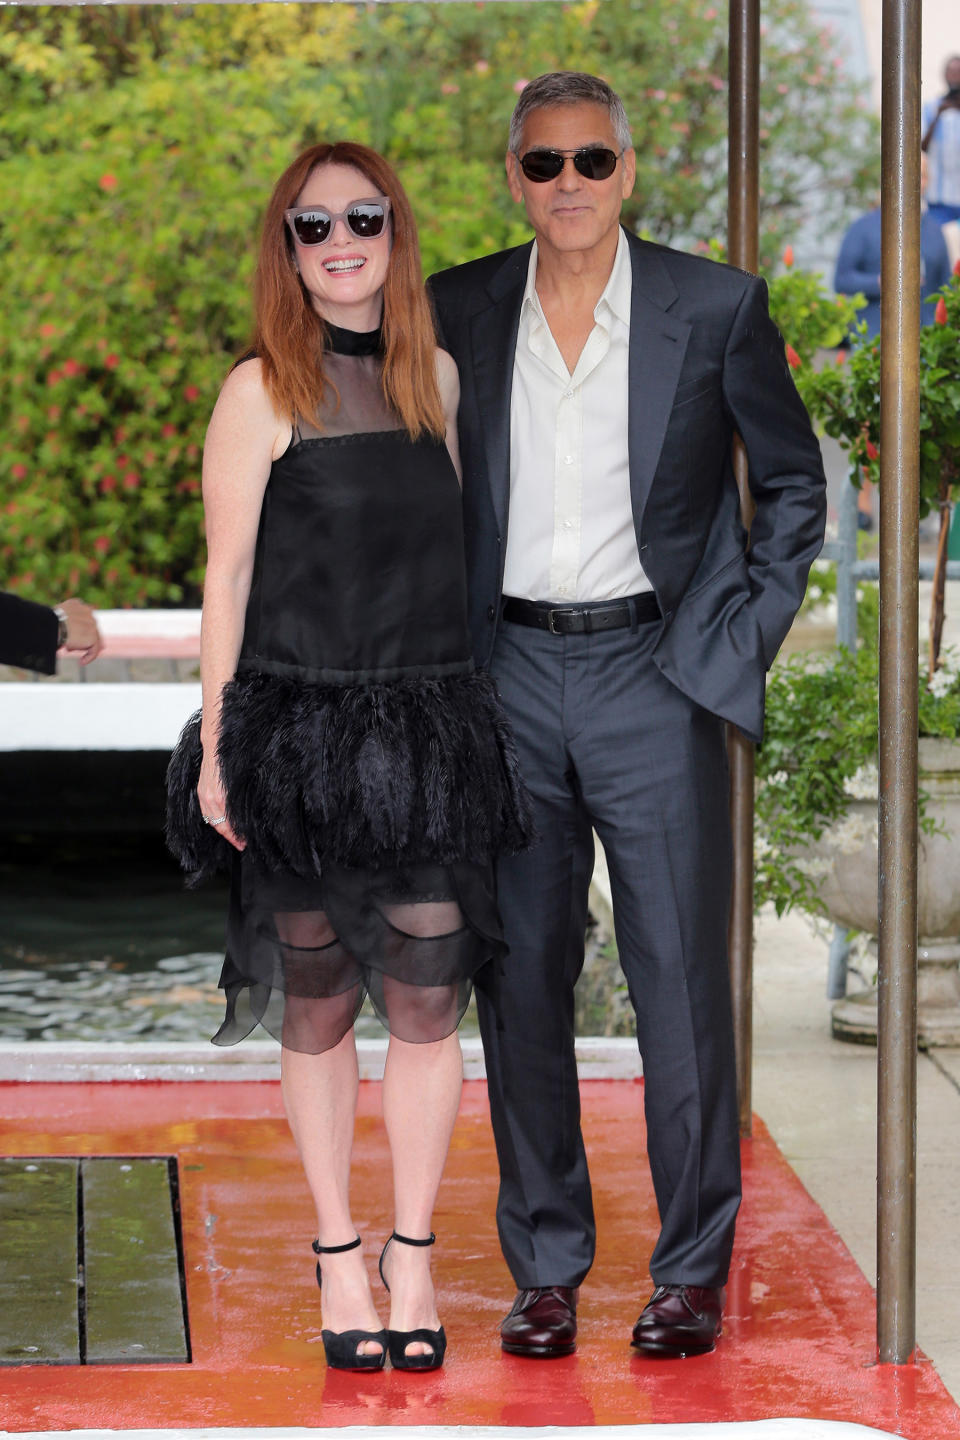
[726,0,760,1138]
[877,0,920,1366]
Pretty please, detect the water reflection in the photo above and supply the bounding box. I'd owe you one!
[0,838,417,1044]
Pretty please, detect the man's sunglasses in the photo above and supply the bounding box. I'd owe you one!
[518,147,624,183]
[284,196,391,247]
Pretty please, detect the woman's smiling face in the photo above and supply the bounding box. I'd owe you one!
[291,162,392,330]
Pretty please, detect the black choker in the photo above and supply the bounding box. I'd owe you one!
[326,322,383,357]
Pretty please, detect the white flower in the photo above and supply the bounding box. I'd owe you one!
[927,667,957,699]
[845,762,878,800]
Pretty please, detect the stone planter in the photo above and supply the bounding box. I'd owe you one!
[803,737,960,1046]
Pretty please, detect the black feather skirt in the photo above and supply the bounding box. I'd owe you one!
[165,667,534,1054]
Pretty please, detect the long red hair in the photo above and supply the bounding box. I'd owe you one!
[252,141,444,441]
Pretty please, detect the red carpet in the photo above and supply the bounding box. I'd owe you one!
[0,1078,957,1436]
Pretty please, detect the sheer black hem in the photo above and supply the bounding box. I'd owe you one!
[212,857,504,1053]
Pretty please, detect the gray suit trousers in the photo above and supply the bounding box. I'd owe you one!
[478,614,742,1290]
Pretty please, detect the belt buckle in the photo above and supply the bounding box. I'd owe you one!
[547,607,576,635]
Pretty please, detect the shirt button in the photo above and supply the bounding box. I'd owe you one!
[563,455,574,465]
[486,604,496,621]
[563,518,574,530]
[564,389,574,398]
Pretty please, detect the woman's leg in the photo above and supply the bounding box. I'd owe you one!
[281,1029,384,1353]
[381,1030,463,1355]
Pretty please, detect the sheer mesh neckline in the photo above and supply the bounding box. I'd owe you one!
[326,321,383,357]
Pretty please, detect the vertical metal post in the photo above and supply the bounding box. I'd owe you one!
[726,0,760,1138]
[877,0,920,1366]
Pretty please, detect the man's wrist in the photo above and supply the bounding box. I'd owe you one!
[53,606,69,648]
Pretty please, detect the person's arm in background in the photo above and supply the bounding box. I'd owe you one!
[0,591,101,673]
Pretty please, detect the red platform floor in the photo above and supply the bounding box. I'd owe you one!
[1,1078,958,1437]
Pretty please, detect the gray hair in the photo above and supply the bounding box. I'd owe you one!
[508,72,633,154]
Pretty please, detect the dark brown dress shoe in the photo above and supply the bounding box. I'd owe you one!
[631,1284,725,1357]
[501,1286,578,1357]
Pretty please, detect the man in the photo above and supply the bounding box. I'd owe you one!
[922,55,960,228]
[428,72,826,1359]
[835,155,952,339]
[0,592,102,673]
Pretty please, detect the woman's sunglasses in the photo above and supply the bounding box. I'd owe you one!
[518,147,623,183]
[284,196,391,247]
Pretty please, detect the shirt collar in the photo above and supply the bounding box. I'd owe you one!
[522,226,632,329]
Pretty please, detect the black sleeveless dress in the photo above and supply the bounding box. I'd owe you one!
[166,325,533,1054]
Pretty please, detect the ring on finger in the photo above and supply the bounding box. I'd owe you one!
[203,813,228,826]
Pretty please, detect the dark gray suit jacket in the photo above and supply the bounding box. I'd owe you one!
[428,231,827,743]
[0,591,58,674]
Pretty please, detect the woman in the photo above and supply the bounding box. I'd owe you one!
[166,142,532,1372]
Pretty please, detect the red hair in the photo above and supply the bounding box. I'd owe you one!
[251,141,444,440]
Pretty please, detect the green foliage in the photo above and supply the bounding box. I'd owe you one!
[756,645,960,915]
[796,269,960,516]
[0,0,879,606]
[766,257,862,362]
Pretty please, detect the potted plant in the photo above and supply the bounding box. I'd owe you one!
[754,259,960,1045]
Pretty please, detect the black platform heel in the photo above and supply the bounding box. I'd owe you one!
[313,1236,387,1372]
[378,1230,447,1371]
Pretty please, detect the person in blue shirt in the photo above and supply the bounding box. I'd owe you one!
[834,157,952,339]
[922,56,960,227]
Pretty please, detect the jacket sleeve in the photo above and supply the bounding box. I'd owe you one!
[0,591,59,674]
[720,277,828,667]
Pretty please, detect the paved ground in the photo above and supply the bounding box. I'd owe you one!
[752,904,960,1406]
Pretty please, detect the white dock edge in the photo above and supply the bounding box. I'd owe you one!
[0,1036,642,1083]
[0,682,201,752]
[0,1419,904,1438]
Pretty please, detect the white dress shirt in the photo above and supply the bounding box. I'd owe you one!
[502,226,651,603]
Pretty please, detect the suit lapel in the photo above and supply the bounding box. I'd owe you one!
[469,246,529,538]
[626,237,692,529]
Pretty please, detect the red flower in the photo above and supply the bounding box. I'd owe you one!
[935,296,948,326]
[100,475,117,493]
[39,322,56,339]
[123,472,140,491]
[161,423,177,439]
[99,174,118,192]
[47,369,62,386]
[10,463,27,481]
[94,535,110,555]
[183,384,200,402]
[782,244,794,268]
[954,259,960,276]
[865,439,879,461]
[785,344,801,369]
[63,358,81,377]
[104,353,119,369]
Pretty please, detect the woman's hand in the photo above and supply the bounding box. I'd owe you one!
[198,747,245,852]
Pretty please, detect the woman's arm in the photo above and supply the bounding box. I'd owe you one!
[435,347,462,484]
[197,359,288,850]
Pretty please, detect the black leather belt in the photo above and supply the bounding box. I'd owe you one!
[501,593,660,635]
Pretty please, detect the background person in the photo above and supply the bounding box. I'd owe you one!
[0,592,101,673]
[166,141,532,1374]
[429,70,826,1362]
[834,156,952,339]
[922,55,960,227]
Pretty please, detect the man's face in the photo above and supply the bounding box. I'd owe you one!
[946,58,960,92]
[505,102,636,258]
